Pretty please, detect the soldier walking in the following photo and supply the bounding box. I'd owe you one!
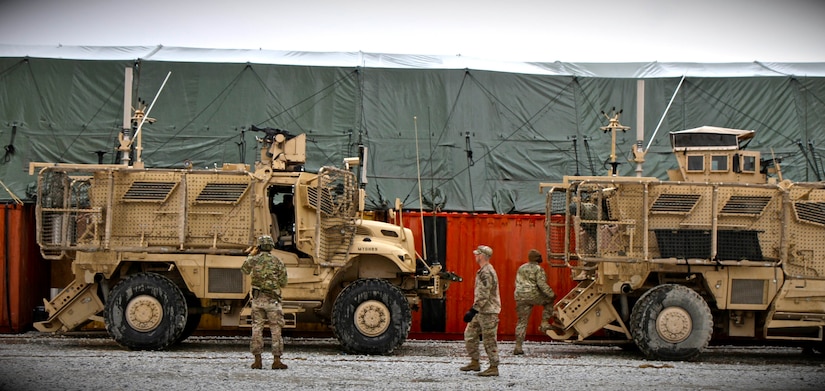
[241,235,289,370]
[460,245,501,377]
[513,249,556,355]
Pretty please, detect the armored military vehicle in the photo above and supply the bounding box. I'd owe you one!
[29,82,459,354]
[542,120,825,361]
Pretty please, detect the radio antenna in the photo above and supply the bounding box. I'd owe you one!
[127,71,171,167]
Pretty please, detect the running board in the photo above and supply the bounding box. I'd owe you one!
[764,312,825,341]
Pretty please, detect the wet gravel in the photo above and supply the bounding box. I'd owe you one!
[1,331,824,391]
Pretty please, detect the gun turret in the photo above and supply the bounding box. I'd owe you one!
[251,125,306,171]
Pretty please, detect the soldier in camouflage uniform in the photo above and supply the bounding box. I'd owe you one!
[460,245,501,377]
[241,235,289,370]
[513,249,556,355]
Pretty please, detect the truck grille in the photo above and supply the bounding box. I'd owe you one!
[730,279,766,305]
[208,268,244,293]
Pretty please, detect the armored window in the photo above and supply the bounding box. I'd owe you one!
[794,201,825,226]
[673,133,738,148]
[650,193,701,214]
[687,155,704,171]
[195,183,250,204]
[122,182,178,203]
[711,155,728,171]
[720,196,772,216]
[742,155,756,172]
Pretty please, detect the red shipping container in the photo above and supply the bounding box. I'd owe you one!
[402,212,577,341]
[0,203,50,333]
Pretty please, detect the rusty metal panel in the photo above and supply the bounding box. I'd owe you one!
[404,212,578,339]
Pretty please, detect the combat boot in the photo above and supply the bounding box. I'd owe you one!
[459,359,481,371]
[513,341,524,355]
[478,365,499,377]
[251,354,262,369]
[272,356,288,370]
[542,318,565,334]
[539,320,551,332]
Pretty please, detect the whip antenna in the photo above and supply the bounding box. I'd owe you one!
[414,116,427,261]
[646,75,685,152]
[128,71,172,165]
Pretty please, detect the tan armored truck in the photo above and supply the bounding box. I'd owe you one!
[541,125,825,361]
[30,125,459,354]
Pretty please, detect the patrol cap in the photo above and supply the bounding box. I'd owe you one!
[473,245,493,257]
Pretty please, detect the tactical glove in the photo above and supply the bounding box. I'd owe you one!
[463,308,478,323]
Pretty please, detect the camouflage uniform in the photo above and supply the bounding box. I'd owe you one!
[241,244,288,357]
[464,262,501,367]
[514,250,555,352]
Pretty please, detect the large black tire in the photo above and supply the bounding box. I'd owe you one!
[174,293,202,344]
[104,273,188,351]
[332,279,411,355]
[630,284,713,361]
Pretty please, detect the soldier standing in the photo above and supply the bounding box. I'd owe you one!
[513,249,556,355]
[460,245,501,377]
[241,235,289,370]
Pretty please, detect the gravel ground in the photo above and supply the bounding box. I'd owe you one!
[1,331,824,391]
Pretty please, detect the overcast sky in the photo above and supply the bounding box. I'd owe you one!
[0,0,823,62]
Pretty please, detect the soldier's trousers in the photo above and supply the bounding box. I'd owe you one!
[464,313,499,366]
[514,298,553,345]
[250,294,285,356]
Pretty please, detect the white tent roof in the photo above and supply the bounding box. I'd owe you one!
[2,44,825,78]
[672,126,755,138]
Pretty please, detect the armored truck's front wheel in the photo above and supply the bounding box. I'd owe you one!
[104,272,188,351]
[630,284,713,361]
[332,279,411,355]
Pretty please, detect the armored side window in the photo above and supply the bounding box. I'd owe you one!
[711,155,728,171]
[195,183,250,204]
[794,201,825,226]
[687,155,704,172]
[122,182,178,203]
[720,195,772,216]
[742,155,756,172]
[650,193,701,214]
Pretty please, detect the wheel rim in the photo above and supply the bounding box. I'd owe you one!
[354,299,390,337]
[125,294,163,332]
[656,306,692,343]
